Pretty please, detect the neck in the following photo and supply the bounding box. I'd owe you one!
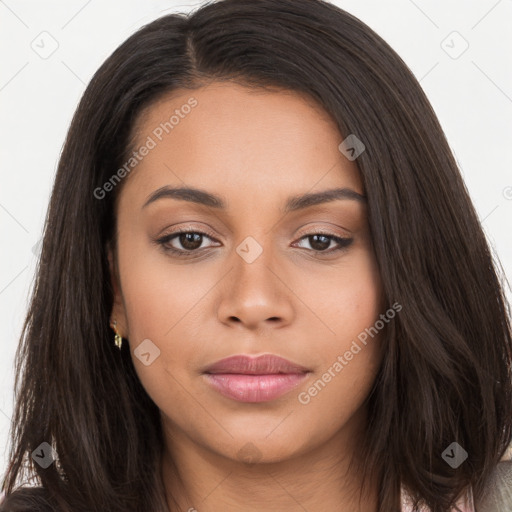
[160,417,379,512]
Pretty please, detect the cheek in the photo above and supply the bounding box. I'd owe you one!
[118,230,214,341]
[294,249,384,412]
[292,300,384,450]
[297,244,384,350]
[115,236,213,400]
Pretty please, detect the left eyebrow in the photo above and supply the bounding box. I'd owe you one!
[283,187,366,213]
[141,185,366,211]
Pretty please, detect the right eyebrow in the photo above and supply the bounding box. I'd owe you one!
[142,185,226,210]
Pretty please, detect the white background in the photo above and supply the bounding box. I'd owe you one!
[1,0,511,474]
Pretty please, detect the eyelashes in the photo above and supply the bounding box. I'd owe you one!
[155,229,353,259]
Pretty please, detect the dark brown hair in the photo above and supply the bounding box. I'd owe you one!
[2,0,511,510]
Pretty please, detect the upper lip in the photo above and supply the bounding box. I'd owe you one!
[203,354,310,375]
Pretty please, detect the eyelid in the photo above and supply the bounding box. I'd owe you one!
[294,225,351,238]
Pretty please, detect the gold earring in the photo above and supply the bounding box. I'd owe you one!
[110,319,123,350]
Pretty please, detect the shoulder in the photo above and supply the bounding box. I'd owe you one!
[400,485,475,511]
[0,486,55,512]
[477,460,512,510]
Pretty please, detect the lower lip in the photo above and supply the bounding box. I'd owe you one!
[204,373,309,403]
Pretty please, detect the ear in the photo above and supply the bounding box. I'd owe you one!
[108,244,128,338]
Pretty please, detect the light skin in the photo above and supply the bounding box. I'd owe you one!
[109,82,385,511]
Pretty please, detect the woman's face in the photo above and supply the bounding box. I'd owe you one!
[110,82,385,464]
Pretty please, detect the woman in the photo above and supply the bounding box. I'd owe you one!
[1,0,511,510]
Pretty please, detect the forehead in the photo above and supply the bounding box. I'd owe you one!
[123,81,363,204]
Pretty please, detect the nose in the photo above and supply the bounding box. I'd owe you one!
[216,241,295,331]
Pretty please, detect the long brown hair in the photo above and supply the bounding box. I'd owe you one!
[2,1,511,510]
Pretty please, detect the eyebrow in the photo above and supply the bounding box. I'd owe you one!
[142,185,366,212]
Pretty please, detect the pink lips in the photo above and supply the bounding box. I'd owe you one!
[203,354,310,403]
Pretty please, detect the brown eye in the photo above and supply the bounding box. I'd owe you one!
[294,232,353,253]
[178,232,203,251]
[308,234,331,251]
[155,229,220,257]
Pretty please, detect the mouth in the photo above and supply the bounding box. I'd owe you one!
[202,354,311,403]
